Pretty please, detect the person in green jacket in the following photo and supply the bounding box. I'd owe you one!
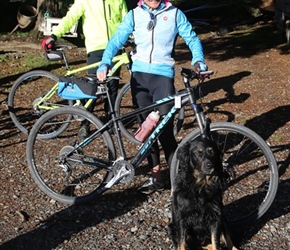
[41,0,128,137]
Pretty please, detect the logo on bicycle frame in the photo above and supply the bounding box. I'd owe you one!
[140,105,176,155]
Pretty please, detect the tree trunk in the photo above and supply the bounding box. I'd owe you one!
[32,0,45,37]
[32,0,73,37]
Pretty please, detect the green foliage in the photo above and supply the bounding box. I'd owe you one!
[274,135,283,142]
[240,118,248,125]
[22,53,51,68]
[0,54,9,62]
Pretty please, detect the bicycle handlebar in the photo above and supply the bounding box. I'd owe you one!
[179,67,214,80]
[46,39,133,65]
[49,38,134,53]
[91,68,211,85]
[82,75,121,85]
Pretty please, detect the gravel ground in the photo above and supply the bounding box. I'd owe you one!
[0,17,290,249]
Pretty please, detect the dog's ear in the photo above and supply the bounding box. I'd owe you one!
[176,142,191,165]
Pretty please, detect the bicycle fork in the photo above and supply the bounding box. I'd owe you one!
[192,103,211,138]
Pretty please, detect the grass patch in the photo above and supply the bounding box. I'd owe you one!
[0,54,9,62]
[274,135,283,142]
[22,53,51,68]
[0,31,30,39]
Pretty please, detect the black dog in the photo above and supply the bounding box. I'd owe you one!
[169,137,237,250]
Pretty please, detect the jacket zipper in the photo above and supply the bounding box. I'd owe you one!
[148,9,166,63]
[103,0,110,41]
[149,31,154,63]
[149,13,156,63]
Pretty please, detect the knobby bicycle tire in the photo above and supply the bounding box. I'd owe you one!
[8,70,73,139]
[170,122,278,226]
[26,106,116,205]
[115,82,185,144]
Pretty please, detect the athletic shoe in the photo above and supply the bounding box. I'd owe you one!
[137,177,164,194]
[78,125,89,139]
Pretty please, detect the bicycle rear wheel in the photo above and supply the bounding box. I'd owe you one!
[170,122,278,226]
[26,106,116,205]
[8,70,73,138]
[115,82,184,144]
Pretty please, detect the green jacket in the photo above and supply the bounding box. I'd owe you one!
[53,0,128,53]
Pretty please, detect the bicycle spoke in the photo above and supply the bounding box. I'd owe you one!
[27,107,116,204]
[8,70,72,137]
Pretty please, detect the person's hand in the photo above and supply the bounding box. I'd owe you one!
[193,61,208,72]
[96,64,110,82]
[41,35,57,52]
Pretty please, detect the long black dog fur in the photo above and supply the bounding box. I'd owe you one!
[168,137,236,250]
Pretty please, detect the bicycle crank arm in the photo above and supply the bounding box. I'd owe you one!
[104,165,133,189]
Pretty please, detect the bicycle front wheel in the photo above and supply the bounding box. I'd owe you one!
[8,70,73,137]
[115,82,184,144]
[26,106,116,205]
[170,122,278,226]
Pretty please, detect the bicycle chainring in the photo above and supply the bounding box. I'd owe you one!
[113,160,135,184]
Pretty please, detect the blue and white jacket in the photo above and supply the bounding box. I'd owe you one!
[100,0,205,79]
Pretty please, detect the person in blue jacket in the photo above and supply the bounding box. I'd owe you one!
[97,0,207,194]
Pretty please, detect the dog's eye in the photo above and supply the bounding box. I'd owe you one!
[197,148,204,156]
[207,147,214,156]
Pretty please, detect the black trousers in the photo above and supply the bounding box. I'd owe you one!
[131,71,178,168]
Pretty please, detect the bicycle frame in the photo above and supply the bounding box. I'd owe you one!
[34,51,131,111]
[67,78,208,189]
[117,88,207,166]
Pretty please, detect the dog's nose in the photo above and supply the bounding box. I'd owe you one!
[206,162,213,169]
[206,162,212,168]
[203,161,214,174]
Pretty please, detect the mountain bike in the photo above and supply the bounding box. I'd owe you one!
[26,68,278,226]
[8,42,184,140]
[7,43,132,138]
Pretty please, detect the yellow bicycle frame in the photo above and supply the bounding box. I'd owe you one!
[35,51,131,111]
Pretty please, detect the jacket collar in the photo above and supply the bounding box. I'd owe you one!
[137,0,171,9]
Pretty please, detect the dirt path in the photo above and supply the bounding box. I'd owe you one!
[0,42,40,50]
[0,19,290,249]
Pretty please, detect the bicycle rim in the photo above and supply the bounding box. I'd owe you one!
[8,70,73,137]
[26,107,116,205]
[170,122,278,226]
[115,82,184,144]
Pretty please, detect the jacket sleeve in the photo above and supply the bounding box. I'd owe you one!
[176,9,205,65]
[100,10,134,66]
[52,0,84,39]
